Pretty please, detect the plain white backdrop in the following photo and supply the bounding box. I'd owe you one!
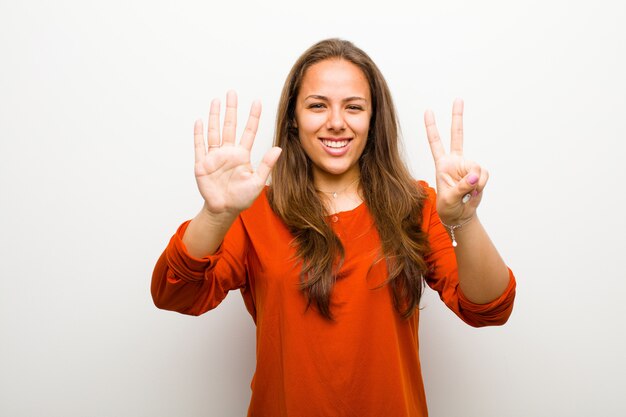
[1,0,625,416]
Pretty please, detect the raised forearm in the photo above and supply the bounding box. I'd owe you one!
[182,203,238,258]
[452,216,510,304]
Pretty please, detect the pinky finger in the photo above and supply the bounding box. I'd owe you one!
[194,119,206,164]
[476,168,489,195]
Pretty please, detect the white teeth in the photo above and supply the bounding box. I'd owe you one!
[322,139,349,148]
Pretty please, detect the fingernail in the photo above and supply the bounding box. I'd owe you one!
[468,174,479,185]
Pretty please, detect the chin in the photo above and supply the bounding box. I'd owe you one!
[319,163,357,177]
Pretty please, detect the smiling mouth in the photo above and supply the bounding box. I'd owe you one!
[320,138,351,148]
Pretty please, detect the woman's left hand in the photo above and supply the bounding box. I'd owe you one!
[424,99,488,225]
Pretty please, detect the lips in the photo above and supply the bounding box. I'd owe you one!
[319,137,352,156]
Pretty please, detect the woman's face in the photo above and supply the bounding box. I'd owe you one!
[294,59,372,184]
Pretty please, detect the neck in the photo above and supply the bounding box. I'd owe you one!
[314,172,363,214]
[312,167,361,194]
[316,176,360,197]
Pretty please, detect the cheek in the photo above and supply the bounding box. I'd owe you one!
[351,115,372,137]
[297,115,325,136]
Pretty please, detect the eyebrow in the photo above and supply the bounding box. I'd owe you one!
[304,95,368,103]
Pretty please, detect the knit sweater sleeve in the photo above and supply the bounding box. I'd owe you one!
[420,182,516,327]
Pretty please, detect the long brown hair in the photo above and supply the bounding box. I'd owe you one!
[268,38,430,319]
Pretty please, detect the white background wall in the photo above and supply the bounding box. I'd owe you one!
[1,1,625,416]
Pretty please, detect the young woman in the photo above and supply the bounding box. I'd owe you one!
[152,38,516,417]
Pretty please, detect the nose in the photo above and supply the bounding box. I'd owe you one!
[326,106,345,131]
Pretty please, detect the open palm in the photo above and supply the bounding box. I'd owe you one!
[194,91,282,215]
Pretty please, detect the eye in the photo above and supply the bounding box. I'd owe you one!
[346,104,364,111]
[307,103,326,110]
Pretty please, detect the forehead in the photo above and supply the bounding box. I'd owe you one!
[299,59,370,99]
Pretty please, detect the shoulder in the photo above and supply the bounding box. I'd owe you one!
[239,186,293,242]
[239,186,284,227]
[414,180,438,231]
[240,186,272,218]
[415,179,437,206]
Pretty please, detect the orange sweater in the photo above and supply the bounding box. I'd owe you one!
[152,183,516,417]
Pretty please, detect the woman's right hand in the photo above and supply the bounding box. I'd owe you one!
[194,91,282,216]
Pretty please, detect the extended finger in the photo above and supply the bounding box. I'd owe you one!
[222,90,238,145]
[424,110,446,162]
[255,147,282,183]
[207,98,221,149]
[450,98,464,155]
[240,100,261,151]
[194,119,206,163]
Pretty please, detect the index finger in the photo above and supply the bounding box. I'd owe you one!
[450,98,464,155]
[424,110,446,162]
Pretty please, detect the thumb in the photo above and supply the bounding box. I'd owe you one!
[256,147,283,182]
